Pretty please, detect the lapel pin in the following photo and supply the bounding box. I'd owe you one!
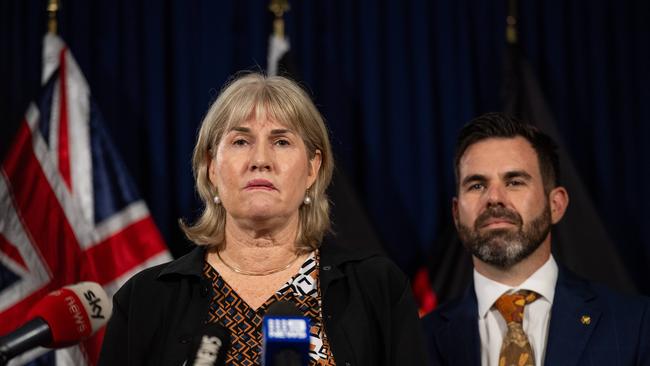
[580,315,591,325]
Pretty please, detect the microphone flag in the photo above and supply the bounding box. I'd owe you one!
[0,282,112,363]
[262,315,310,366]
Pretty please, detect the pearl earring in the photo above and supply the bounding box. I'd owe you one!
[213,195,221,205]
[303,195,312,205]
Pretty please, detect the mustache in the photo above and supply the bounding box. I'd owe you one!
[475,206,523,228]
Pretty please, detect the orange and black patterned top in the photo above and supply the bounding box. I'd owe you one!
[202,251,336,366]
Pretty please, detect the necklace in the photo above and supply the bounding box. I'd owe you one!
[216,250,300,276]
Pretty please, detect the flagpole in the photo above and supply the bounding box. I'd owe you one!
[269,0,290,38]
[47,0,59,34]
[506,0,518,45]
[267,0,290,76]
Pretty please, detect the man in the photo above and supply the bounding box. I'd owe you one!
[423,113,650,366]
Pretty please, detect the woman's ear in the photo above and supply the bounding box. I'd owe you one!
[307,149,322,188]
[208,151,218,187]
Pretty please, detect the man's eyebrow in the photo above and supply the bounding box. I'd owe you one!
[503,170,532,180]
[461,174,487,187]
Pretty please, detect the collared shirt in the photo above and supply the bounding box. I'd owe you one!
[474,255,558,366]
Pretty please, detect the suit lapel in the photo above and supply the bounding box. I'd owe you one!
[437,285,481,366]
[544,268,601,366]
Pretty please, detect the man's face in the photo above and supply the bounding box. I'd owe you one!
[453,137,554,269]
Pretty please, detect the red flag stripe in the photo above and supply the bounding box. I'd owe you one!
[0,285,55,333]
[2,120,85,286]
[84,217,168,285]
[0,234,28,271]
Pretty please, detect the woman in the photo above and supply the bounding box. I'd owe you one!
[99,73,427,365]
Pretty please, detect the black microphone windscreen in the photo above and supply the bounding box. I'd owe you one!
[187,323,230,366]
[266,301,301,316]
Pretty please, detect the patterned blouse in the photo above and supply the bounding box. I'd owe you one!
[203,251,336,366]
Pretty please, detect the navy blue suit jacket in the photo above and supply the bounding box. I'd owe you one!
[422,267,650,365]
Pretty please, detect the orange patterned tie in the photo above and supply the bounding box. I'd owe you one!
[494,290,539,366]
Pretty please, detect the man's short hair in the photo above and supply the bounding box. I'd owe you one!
[454,112,560,192]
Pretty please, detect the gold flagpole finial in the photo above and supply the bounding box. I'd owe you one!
[47,0,60,34]
[506,0,518,45]
[269,0,290,38]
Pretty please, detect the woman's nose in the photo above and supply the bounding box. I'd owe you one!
[250,142,272,171]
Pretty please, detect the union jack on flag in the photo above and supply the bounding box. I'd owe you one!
[0,34,171,365]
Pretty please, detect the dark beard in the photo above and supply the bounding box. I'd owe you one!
[457,203,552,269]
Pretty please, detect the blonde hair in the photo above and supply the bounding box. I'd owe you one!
[180,72,334,253]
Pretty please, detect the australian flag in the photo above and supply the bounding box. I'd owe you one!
[0,33,171,365]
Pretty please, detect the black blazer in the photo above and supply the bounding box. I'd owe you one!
[98,241,428,366]
[422,266,650,366]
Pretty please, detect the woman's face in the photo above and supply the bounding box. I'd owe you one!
[209,117,321,227]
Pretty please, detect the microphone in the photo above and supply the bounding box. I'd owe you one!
[0,282,112,364]
[261,301,310,366]
[186,323,230,366]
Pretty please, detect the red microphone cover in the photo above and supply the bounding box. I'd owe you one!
[25,282,112,347]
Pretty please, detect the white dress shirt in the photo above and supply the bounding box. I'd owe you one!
[474,255,558,366]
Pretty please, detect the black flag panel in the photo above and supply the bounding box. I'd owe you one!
[502,44,636,294]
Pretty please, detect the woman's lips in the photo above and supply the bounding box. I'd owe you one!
[244,179,277,190]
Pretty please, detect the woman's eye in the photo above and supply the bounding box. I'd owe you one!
[275,139,290,146]
[233,138,248,146]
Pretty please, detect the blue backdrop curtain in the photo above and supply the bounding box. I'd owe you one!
[2,0,650,295]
